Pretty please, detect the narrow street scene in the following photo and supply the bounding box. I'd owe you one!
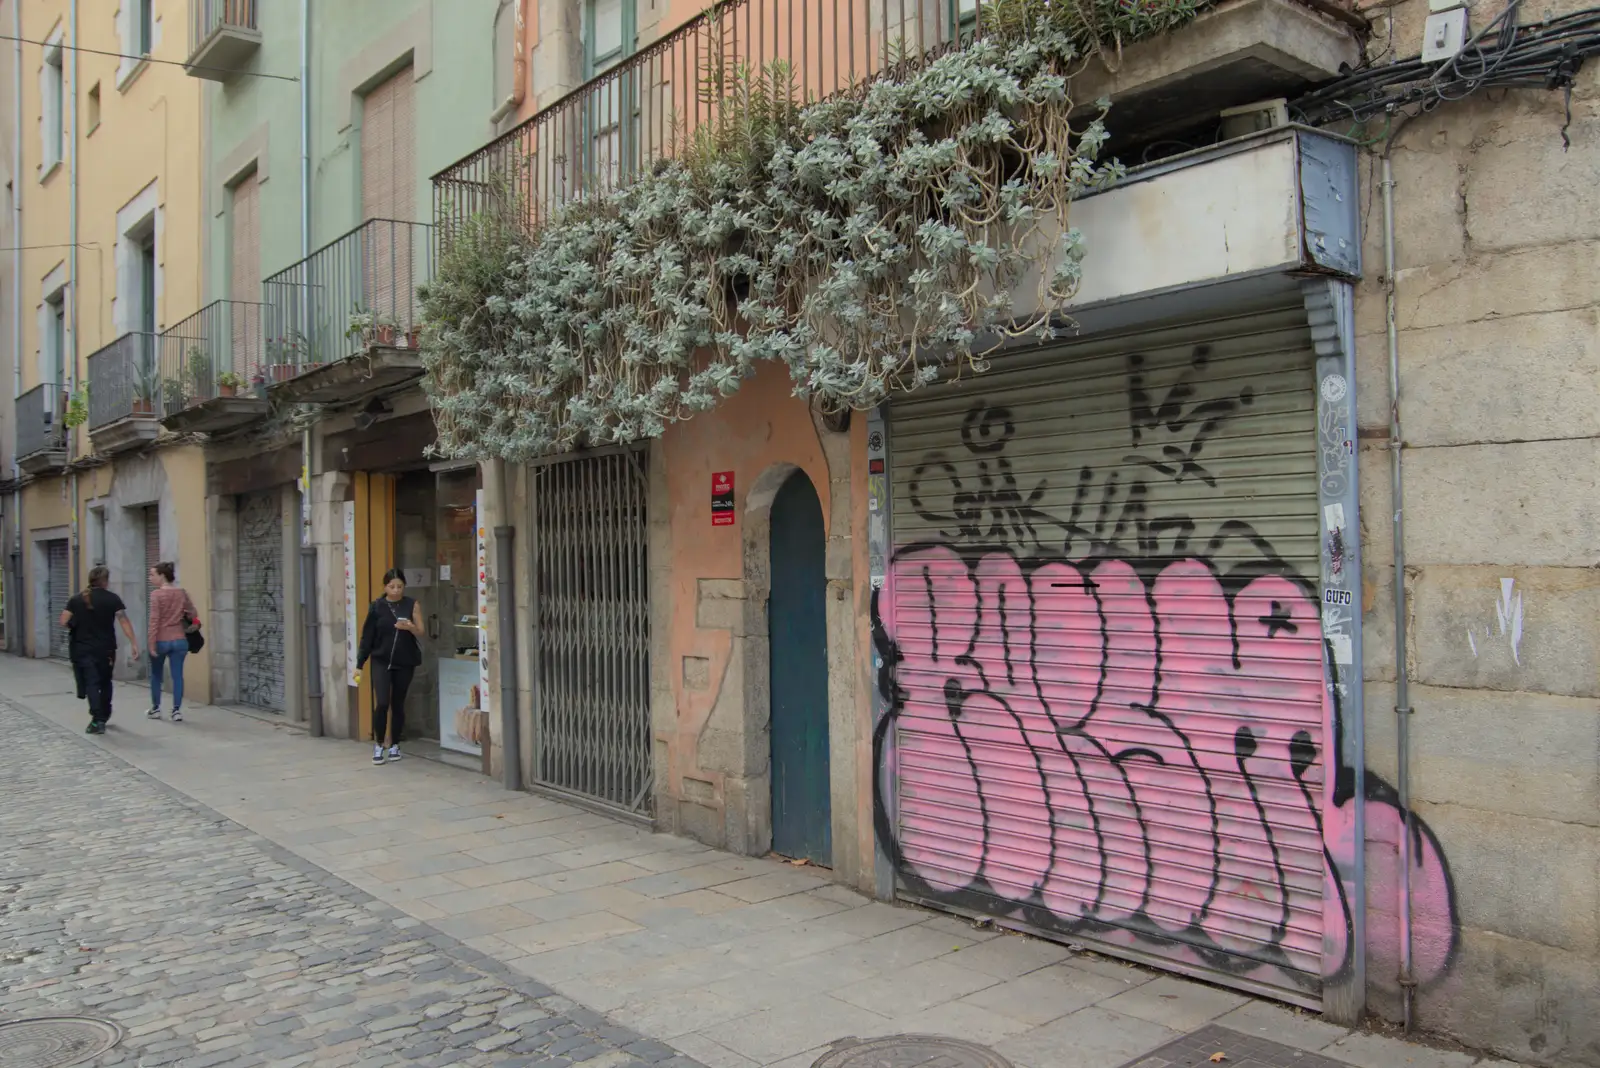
[2,0,1597,1065]
[0,656,1525,1068]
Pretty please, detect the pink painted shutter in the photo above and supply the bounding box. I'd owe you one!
[882,299,1328,1004]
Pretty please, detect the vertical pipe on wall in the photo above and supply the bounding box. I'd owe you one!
[297,0,324,736]
[495,521,522,792]
[1381,151,1416,1034]
[9,0,22,651]
[67,0,78,593]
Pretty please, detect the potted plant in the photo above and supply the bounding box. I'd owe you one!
[405,322,422,349]
[266,336,297,382]
[346,305,377,347]
[186,345,211,402]
[163,376,189,415]
[217,371,245,398]
[250,365,268,399]
[132,366,157,416]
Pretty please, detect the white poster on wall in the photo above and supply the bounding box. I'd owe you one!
[343,501,358,686]
[477,490,492,722]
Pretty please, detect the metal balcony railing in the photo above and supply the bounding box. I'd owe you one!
[433,0,986,249]
[86,332,160,430]
[261,218,434,381]
[158,300,267,415]
[15,382,67,460]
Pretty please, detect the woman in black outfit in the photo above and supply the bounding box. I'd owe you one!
[355,568,424,765]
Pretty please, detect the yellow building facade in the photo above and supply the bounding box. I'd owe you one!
[11,0,210,703]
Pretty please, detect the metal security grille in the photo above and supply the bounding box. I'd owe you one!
[236,490,286,712]
[143,506,160,580]
[531,448,652,815]
[883,300,1325,1003]
[47,540,70,659]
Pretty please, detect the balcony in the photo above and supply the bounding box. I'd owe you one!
[86,332,163,455]
[432,0,1361,253]
[185,0,261,82]
[262,218,434,405]
[15,383,69,476]
[158,300,270,435]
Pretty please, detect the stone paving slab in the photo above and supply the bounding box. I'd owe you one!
[0,693,706,1068]
[0,656,1532,1068]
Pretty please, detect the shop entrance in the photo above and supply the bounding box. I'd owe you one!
[354,465,484,760]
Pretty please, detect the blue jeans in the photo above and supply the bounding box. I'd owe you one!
[150,639,189,710]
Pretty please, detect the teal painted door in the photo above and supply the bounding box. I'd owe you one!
[769,472,832,866]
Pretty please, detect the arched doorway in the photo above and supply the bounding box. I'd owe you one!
[768,470,831,866]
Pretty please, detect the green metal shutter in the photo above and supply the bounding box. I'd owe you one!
[881,299,1329,1003]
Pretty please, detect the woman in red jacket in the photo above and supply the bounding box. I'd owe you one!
[147,561,199,722]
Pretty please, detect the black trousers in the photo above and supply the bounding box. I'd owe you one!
[74,651,115,724]
[371,659,414,745]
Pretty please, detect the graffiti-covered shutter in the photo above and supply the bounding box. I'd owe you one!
[47,539,71,659]
[883,299,1327,1002]
[236,489,286,712]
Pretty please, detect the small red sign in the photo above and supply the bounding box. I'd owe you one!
[711,471,735,526]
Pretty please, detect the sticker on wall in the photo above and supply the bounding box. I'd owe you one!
[1320,373,1348,403]
[711,471,735,526]
[343,501,357,686]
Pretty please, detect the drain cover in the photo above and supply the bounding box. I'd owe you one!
[812,1034,1013,1068]
[0,1017,124,1068]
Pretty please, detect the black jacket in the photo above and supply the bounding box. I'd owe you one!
[357,595,423,668]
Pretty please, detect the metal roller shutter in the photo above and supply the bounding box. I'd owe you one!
[47,539,70,659]
[882,299,1326,1001]
[236,490,286,712]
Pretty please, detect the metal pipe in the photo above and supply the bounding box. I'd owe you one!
[494,520,522,792]
[296,0,323,736]
[11,0,24,652]
[301,543,324,735]
[1381,150,1417,1034]
[68,0,78,593]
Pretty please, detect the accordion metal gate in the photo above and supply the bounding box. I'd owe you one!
[47,539,70,659]
[530,448,652,816]
[236,489,286,712]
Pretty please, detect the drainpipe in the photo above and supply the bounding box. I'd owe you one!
[296,0,324,736]
[1380,147,1416,1034]
[67,0,78,593]
[11,0,23,651]
[493,459,522,791]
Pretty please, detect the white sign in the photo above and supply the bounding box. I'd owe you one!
[477,490,492,723]
[343,501,358,686]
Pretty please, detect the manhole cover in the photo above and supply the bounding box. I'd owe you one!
[812,1034,1013,1068]
[0,1017,124,1068]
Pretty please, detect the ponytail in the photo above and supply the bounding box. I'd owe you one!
[82,565,110,602]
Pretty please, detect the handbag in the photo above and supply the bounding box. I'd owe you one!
[183,611,206,653]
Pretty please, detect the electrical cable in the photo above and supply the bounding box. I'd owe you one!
[0,33,299,82]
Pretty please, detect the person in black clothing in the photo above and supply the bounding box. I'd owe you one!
[60,566,141,734]
[355,568,424,765]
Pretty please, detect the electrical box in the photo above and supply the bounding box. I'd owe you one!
[1219,98,1289,140]
[1423,0,1469,62]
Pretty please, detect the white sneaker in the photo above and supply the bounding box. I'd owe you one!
[387,745,402,763]
[372,744,386,765]
[170,708,183,723]
[146,706,161,719]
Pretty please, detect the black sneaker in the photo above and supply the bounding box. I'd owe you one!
[86,720,106,735]
[372,744,386,765]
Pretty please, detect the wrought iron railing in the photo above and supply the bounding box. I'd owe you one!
[158,300,267,415]
[432,0,984,248]
[261,218,434,380]
[86,332,159,430]
[15,382,67,459]
[190,0,258,54]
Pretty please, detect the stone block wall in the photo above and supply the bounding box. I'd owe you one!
[1352,2,1600,1058]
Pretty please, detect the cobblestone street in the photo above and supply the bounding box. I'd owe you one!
[0,694,700,1068]
[0,657,1532,1068]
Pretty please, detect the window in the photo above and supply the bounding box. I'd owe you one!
[46,291,66,387]
[89,508,107,567]
[41,38,63,172]
[583,0,636,188]
[584,0,633,78]
[87,82,101,134]
[135,0,154,55]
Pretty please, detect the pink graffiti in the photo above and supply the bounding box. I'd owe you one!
[881,545,1457,989]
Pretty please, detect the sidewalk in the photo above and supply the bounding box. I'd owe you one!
[1,655,1500,1068]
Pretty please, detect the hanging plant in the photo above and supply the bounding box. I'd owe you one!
[423,0,1208,461]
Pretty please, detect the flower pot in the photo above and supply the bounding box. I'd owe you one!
[253,381,268,400]
[270,363,295,383]
[131,399,153,416]
[375,324,397,347]
[219,384,237,398]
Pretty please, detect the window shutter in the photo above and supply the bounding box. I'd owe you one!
[230,172,262,375]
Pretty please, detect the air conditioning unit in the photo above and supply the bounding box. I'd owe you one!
[1219,98,1290,141]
